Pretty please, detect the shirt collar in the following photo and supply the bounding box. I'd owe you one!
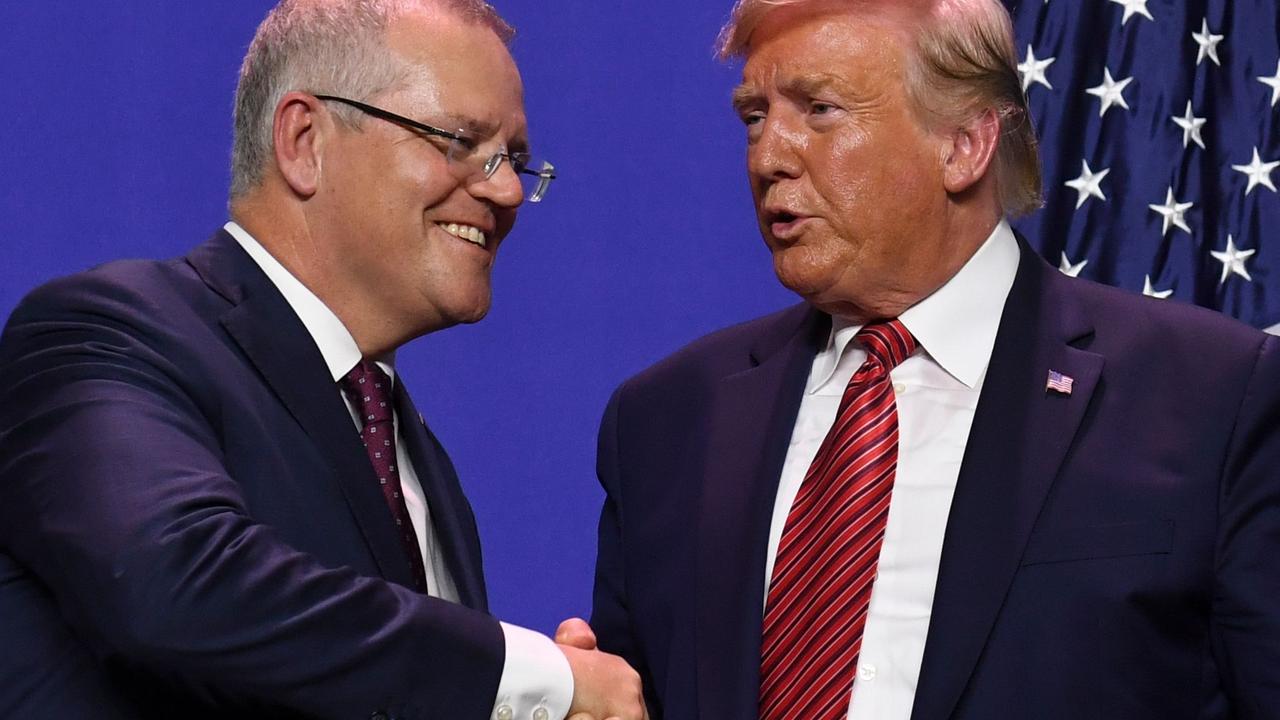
[816,219,1019,390]
[224,221,395,383]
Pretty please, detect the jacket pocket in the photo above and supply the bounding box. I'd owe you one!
[1020,519,1174,566]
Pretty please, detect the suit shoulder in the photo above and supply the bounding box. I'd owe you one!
[1074,275,1263,344]
[6,256,206,329]
[618,303,813,396]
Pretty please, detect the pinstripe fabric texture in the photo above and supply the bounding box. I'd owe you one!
[759,320,917,720]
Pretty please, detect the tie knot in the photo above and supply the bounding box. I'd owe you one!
[340,360,394,427]
[856,319,916,372]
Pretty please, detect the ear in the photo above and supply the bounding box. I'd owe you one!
[941,107,999,194]
[272,91,327,198]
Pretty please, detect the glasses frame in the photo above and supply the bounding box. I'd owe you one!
[313,94,556,202]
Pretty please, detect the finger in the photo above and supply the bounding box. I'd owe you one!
[555,617,598,649]
[566,714,595,720]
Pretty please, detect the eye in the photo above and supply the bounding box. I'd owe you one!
[741,110,766,127]
[810,101,837,116]
[508,152,531,174]
[449,131,480,153]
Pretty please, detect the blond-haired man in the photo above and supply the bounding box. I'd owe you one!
[585,1,1280,718]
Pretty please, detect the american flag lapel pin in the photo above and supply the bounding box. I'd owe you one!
[1046,369,1074,395]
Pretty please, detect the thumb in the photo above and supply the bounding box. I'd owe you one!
[555,617,598,650]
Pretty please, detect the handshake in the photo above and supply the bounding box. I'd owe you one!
[556,618,649,720]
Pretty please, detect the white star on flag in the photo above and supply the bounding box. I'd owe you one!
[1191,19,1224,66]
[1142,275,1173,299]
[1087,68,1133,117]
[1005,3,1280,331]
[1171,101,1207,149]
[1232,147,1280,194]
[1065,159,1109,208]
[1017,45,1054,91]
[1059,252,1087,277]
[1109,0,1153,26]
[1259,60,1280,108]
[1148,187,1193,236]
[1211,235,1256,285]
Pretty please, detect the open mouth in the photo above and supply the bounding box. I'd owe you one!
[437,222,487,248]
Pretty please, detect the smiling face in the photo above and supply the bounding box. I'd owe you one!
[734,5,973,322]
[315,7,527,346]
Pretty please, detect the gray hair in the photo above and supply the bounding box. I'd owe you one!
[229,0,514,199]
[717,0,1042,218]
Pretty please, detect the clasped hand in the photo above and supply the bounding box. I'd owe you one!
[556,618,648,720]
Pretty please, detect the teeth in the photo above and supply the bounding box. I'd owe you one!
[438,222,487,248]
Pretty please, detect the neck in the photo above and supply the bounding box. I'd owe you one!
[231,194,411,358]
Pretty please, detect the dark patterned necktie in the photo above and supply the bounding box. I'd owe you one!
[340,360,428,593]
[760,319,917,720]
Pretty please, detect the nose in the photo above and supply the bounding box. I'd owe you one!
[749,116,804,182]
[470,156,524,209]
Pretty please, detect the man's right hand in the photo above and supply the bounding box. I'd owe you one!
[558,641,647,720]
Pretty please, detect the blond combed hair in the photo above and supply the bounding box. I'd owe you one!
[229,0,514,200]
[717,0,1042,217]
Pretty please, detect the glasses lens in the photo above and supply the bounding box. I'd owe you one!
[523,160,555,203]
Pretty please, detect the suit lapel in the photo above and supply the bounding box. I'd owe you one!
[391,380,488,611]
[911,242,1103,720]
[187,231,419,590]
[696,304,827,719]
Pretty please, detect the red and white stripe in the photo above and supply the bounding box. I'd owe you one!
[760,320,916,720]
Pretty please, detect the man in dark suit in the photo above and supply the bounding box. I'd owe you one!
[0,1,645,719]
[581,1,1280,718]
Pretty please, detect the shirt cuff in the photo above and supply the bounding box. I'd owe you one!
[491,622,574,720]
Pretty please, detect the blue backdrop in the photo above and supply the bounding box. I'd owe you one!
[3,1,1276,637]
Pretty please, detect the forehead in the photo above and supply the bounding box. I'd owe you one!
[385,8,527,136]
[740,8,911,92]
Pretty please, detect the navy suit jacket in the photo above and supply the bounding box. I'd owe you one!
[591,240,1280,719]
[0,230,504,719]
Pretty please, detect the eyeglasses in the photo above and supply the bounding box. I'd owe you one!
[314,94,557,203]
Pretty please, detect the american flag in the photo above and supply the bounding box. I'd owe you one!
[1005,0,1280,332]
[1046,369,1075,394]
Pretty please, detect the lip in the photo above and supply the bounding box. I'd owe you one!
[768,214,813,241]
[435,219,496,236]
[432,220,497,251]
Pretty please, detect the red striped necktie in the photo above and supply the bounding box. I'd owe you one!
[759,319,917,720]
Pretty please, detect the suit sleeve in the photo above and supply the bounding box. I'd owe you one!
[591,386,660,714]
[0,279,505,719]
[1212,334,1280,717]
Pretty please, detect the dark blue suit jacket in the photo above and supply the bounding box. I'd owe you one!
[591,241,1280,719]
[0,230,503,719]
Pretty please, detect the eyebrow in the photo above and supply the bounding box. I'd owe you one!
[731,84,763,113]
[731,72,860,112]
[433,112,529,152]
[786,73,857,98]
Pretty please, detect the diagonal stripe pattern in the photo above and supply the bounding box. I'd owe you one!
[759,319,916,720]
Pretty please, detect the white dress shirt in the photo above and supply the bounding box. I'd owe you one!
[225,222,572,720]
[765,221,1019,720]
